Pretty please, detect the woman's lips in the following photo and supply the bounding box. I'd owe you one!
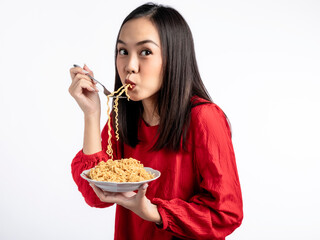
[125,79,136,90]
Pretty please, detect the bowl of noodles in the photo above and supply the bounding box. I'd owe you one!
[80,158,161,192]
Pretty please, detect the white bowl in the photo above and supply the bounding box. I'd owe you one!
[80,167,161,192]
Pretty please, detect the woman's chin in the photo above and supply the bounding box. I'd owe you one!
[126,91,143,102]
[127,94,140,102]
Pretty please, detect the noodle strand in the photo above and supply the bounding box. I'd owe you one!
[106,84,131,159]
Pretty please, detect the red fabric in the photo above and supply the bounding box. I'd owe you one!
[71,99,243,240]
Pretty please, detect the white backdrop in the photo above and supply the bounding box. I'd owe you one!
[0,0,319,239]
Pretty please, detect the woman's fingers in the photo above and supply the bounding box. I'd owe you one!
[69,78,97,97]
[70,66,89,80]
[83,64,94,77]
[90,184,104,201]
[72,72,93,85]
[69,65,98,95]
[90,184,120,203]
[136,183,148,199]
[68,64,101,115]
[89,183,145,205]
[89,183,159,222]
[122,191,136,198]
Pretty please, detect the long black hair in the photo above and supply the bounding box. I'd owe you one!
[112,2,212,152]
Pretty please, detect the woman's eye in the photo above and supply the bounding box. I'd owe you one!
[118,49,127,55]
[141,50,152,56]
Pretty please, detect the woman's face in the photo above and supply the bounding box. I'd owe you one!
[116,17,163,102]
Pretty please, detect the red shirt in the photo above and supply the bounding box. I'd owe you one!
[71,99,243,240]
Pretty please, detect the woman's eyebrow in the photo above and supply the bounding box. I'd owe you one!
[117,39,159,48]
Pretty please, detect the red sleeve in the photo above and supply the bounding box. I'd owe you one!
[152,103,243,239]
[71,119,119,208]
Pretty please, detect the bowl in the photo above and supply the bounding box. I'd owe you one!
[80,167,161,192]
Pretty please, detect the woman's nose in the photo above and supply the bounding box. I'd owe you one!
[125,55,139,74]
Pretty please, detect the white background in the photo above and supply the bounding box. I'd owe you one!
[0,0,319,239]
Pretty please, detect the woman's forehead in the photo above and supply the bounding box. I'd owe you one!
[118,17,160,46]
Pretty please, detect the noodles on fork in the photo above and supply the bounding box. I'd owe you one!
[106,84,131,159]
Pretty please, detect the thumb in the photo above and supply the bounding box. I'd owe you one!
[136,183,148,199]
[83,64,94,76]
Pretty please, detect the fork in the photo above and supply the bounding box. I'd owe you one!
[73,64,126,98]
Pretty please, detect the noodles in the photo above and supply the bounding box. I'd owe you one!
[89,84,155,183]
[89,158,154,182]
[113,85,131,140]
[106,84,131,159]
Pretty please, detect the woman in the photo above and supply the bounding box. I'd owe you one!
[69,3,243,240]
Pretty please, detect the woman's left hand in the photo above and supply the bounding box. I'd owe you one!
[90,183,162,224]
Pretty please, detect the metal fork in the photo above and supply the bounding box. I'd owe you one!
[73,64,126,98]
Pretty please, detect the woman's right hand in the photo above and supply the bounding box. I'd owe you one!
[69,64,101,116]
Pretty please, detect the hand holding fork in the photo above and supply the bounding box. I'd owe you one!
[73,64,126,98]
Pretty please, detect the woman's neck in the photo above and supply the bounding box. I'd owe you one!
[142,96,160,126]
